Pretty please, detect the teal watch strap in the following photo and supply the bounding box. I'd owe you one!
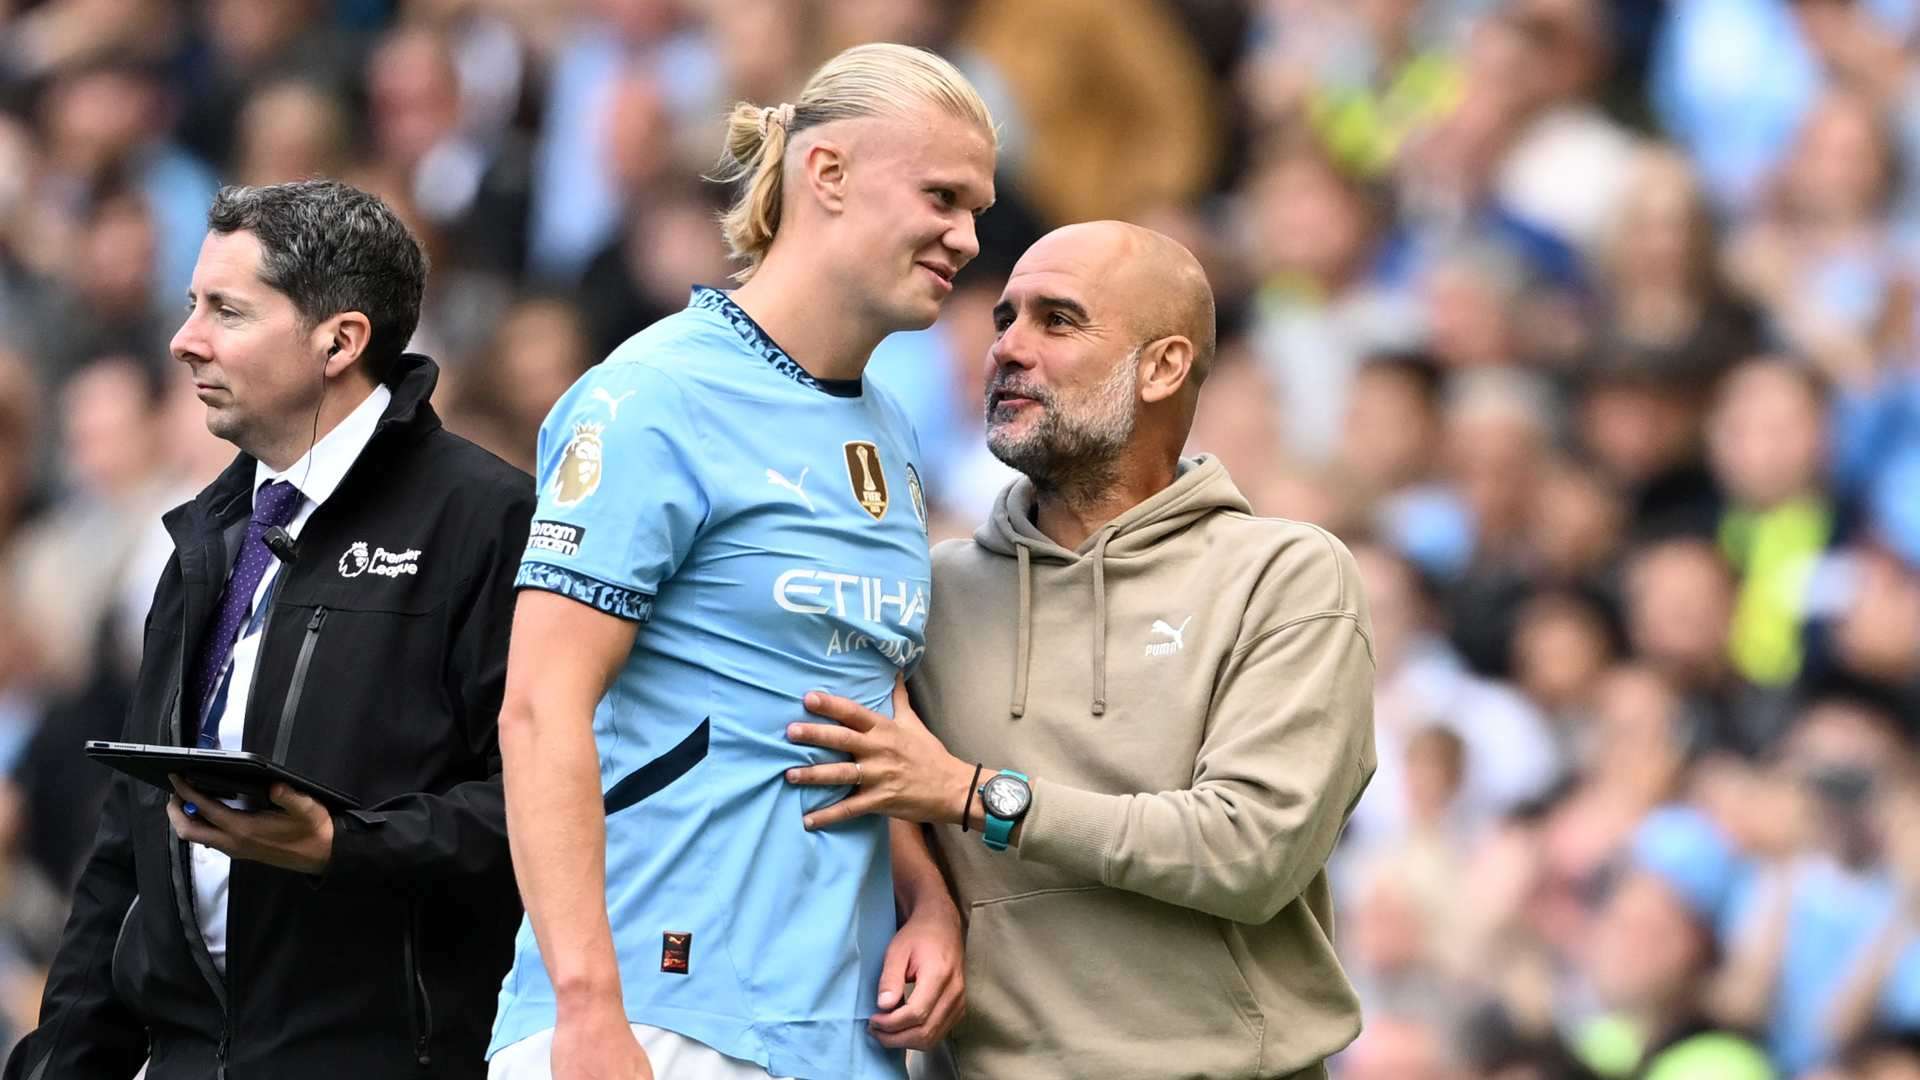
[982,770,1029,852]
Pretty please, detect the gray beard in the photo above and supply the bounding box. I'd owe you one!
[986,347,1139,504]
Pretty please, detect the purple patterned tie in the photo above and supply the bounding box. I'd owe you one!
[188,480,302,742]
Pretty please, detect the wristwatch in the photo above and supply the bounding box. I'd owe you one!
[979,770,1031,852]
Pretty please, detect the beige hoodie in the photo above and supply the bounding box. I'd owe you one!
[911,456,1376,1080]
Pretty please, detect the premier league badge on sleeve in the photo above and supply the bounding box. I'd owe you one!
[553,421,605,507]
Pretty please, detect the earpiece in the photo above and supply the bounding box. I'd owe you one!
[326,343,341,359]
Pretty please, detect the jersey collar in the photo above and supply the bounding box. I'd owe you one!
[689,285,864,399]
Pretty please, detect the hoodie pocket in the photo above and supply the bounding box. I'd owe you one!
[955,886,1264,1080]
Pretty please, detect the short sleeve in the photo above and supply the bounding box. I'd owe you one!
[516,363,709,622]
[1879,932,1920,1027]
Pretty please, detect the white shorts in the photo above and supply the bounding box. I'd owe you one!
[488,1024,792,1080]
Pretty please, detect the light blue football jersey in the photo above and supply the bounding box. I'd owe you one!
[490,287,931,1079]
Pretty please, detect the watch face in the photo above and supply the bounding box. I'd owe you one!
[981,775,1031,819]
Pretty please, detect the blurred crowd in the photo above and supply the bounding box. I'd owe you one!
[0,0,1917,1077]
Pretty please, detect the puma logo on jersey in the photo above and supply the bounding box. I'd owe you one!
[1146,616,1192,657]
[661,931,691,974]
[591,387,636,421]
[766,466,814,512]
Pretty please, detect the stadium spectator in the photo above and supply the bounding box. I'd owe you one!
[454,295,596,473]
[1706,358,1835,688]
[1350,537,1561,851]
[960,0,1223,225]
[1717,694,1916,1076]
[1246,140,1422,463]
[1589,148,1761,387]
[1725,89,1914,389]
[35,186,174,383]
[1493,0,1640,257]
[34,56,220,306]
[1575,807,1775,1080]
[363,24,532,280]
[229,78,353,190]
[172,0,360,173]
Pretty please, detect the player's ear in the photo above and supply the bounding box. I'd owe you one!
[1138,336,1194,405]
[802,139,849,215]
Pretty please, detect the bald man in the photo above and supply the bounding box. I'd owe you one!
[783,222,1377,1080]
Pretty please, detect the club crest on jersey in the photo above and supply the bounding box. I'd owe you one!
[552,421,605,507]
[843,441,889,521]
[905,463,927,531]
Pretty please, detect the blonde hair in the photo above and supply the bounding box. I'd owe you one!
[712,43,995,282]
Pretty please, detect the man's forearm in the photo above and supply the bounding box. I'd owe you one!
[890,819,956,920]
[500,695,624,1010]
[325,776,509,882]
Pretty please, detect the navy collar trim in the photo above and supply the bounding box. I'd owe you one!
[690,286,863,398]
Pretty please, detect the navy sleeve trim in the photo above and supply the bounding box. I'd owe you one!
[515,563,655,623]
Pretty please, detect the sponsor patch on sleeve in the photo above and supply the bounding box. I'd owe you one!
[526,520,587,558]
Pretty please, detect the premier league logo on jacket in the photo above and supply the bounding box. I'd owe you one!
[554,421,605,507]
[338,540,371,578]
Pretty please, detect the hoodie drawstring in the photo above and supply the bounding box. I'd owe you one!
[1009,529,1116,718]
[1089,527,1115,716]
[1011,542,1033,718]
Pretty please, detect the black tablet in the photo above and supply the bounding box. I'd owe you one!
[84,741,362,812]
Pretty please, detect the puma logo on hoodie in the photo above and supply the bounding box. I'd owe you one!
[1145,616,1192,656]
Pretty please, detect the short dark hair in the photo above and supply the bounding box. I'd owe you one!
[206,180,427,383]
[1359,350,1446,411]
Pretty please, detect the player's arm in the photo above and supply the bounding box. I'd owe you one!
[499,588,650,1075]
[891,818,956,924]
[872,820,966,1049]
[505,363,701,1078]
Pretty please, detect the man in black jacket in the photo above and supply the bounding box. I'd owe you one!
[6,180,533,1080]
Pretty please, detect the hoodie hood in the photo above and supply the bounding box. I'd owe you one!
[974,455,1252,717]
[975,454,1252,560]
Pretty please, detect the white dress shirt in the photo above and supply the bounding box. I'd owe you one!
[191,385,390,973]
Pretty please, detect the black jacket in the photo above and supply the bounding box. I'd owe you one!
[7,355,533,1080]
